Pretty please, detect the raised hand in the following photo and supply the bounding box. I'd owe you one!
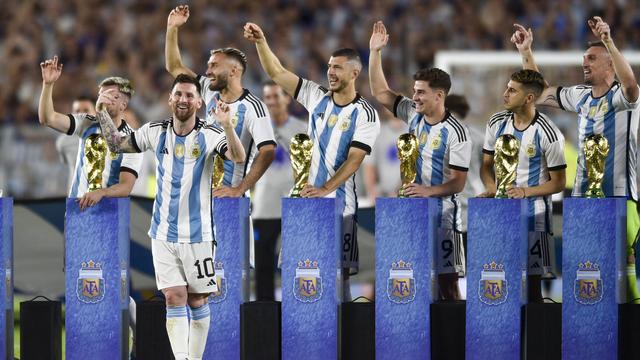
[40,56,63,84]
[370,21,389,51]
[167,5,189,28]
[588,16,611,43]
[214,101,232,128]
[243,22,265,43]
[96,88,120,112]
[510,23,533,52]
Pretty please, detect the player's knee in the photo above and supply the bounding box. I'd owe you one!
[164,288,188,306]
[187,293,209,308]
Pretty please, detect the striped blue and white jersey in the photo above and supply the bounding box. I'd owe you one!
[557,82,640,200]
[132,117,228,243]
[294,78,380,216]
[67,113,142,198]
[394,96,472,230]
[198,76,276,190]
[483,110,566,233]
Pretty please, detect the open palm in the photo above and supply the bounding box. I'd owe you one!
[40,56,63,84]
[370,21,389,51]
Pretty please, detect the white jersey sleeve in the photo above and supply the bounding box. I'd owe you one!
[612,84,640,110]
[351,101,380,154]
[557,86,591,113]
[449,124,472,170]
[540,122,567,171]
[203,124,229,159]
[294,78,328,110]
[392,96,416,123]
[120,153,143,177]
[132,121,160,153]
[244,96,277,149]
[68,113,95,137]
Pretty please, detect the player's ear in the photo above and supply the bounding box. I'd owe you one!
[196,95,203,109]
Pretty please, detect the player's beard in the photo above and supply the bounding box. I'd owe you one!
[208,73,229,91]
[173,103,196,122]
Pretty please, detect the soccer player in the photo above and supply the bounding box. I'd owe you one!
[55,96,95,190]
[39,56,142,210]
[253,81,307,301]
[512,17,640,303]
[368,21,471,300]
[244,22,380,301]
[479,70,566,302]
[165,5,275,198]
[95,74,245,360]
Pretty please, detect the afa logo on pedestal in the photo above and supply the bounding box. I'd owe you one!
[574,261,603,305]
[478,261,508,305]
[77,260,105,304]
[209,261,226,304]
[387,260,416,304]
[294,259,322,303]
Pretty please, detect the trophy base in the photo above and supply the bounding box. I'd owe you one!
[584,189,605,198]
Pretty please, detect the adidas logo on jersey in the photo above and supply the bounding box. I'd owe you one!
[161,147,169,154]
[206,278,216,287]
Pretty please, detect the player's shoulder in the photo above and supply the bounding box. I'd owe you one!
[355,95,378,123]
[562,84,592,95]
[119,119,135,135]
[201,117,224,135]
[148,117,171,130]
[534,111,562,143]
[488,110,512,128]
[443,112,468,142]
[239,89,268,119]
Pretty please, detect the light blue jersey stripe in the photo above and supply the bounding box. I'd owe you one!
[602,91,616,196]
[106,154,123,187]
[527,131,542,231]
[414,116,428,185]
[70,125,100,197]
[189,133,207,243]
[430,127,448,186]
[166,136,186,242]
[333,109,358,209]
[313,105,342,187]
[150,132,167,239]
[310,97,331,139]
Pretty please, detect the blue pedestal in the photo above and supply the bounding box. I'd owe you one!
[466,198,527,360]
[281,198,342,360]
[0,198,13,360]
[562,198,625,360]
[204,198,250,359]
[375,198,436,359]
[65,198,130,360]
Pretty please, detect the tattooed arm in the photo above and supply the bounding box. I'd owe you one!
[95,109,139,153]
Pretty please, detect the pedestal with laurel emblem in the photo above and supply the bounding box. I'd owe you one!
[65,198,130,360]
[0,198,13,359]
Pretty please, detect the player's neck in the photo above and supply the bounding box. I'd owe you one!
[423,106,446,125]
[591,77,615,98]
[512,106,536,130]
[173,116,196,136]
[219,83,245,103]
[111,114,124,129]
[332,87,357,107]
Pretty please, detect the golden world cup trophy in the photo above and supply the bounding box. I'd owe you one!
[584,134,609,198]
[397,133,420,198]
[289,133,314,197]
[494,134,520,198]
[211,155,225,191]
[84,133,108,191]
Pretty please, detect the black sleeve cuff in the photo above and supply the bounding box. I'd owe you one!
[120,167,139,178]
[393,95,403,118]
[548,164,567,171]
[449,164,469,172]
[293,77,303,100]
[66,114,76,135]
[556,86,565,111]
[482,148,495,155]
[257,140,277,150]
[350,141,371,154]
[131,133,142,153]
[218,145,229,160]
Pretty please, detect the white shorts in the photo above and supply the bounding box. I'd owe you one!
[151,239,218,294]
[528,232,555,276]
[436,228,465,276]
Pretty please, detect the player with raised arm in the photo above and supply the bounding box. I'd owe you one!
[95,74,245,360]
[512,17,640,303]
[244,22,380,301]
[369,21,471,300]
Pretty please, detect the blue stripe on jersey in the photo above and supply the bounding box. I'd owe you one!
[603,91,616,196]
[313,105,342,188]
[222,160,234,186]
[70,125,100,197]
[527,131,542,231]
[106,154,123,187]
[222,104,247,186]
[333,109,359,210]
[429,127,448,186]
[579,97,601,194]
[166,137,186,242]
[150,132,167,239]
[414,117,428,185]
[496,121,508,137]
[189,133,207,243]
[310,97,332,139]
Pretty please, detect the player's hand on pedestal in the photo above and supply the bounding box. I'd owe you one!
[300,184,330,198]
[78,190,106,211]
[401,183,433,198]
[212,186,244,198]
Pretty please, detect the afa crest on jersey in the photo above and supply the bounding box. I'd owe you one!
[574,261,603,305]
[387,260,416,304]
[294,259,322,303]
[478,261,508,305]
[209,261,226,304]
[77,260,105,304]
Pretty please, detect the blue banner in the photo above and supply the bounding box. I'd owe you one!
[375,198,436,359]
[204,198,250,359]
[466,198,527,360]
[65,198,129,360]
[562,198,625,359]
[0,198,13,359]
[281,198,342,360]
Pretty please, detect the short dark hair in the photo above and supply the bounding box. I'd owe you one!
[413,68,451,94]
[586,40,607,50]
[330,48,362,67]
[172,74,202,94]
[510,69,545,98]
[445,94,470,119]
[211,47,248,74]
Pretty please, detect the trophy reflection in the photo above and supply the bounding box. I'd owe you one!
[289,133,313,197]
[494,134,520,198]
[211,155,225,191]
[84,134,108,191]
[397,133,419,198]
[584,134,609,198]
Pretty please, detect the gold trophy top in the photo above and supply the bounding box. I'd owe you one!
[584,133,609,198]
[84,133,108,191]
[289,133,314,197]
[494,134,520,198]
[397,133,420,198]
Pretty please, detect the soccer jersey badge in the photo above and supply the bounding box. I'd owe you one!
[174,143,185,159]
[339,118,351,131]
[77,260,105,304]
[526,143,536,157]
[419,132,428,145]
[294,259,322,303]
[574,261,603,305]
[190,142,201,159]
[478,261,508,305]
[431,132,442,149]
[209,261,227,304]
[328,114,339,127]
[231,112,239,128]
[387,260,416,304]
